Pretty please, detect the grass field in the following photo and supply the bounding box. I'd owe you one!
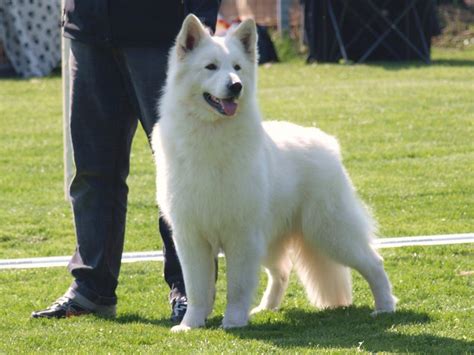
[0,47,473,353]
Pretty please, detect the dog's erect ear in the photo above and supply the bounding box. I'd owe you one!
[176,14,209,60]
[232,19,257,62]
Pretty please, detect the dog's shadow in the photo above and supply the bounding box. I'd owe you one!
[111,313,172,327]
[213,306,473,352]
[111,307,472,352]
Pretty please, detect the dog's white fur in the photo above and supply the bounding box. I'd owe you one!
[152,15,396,332]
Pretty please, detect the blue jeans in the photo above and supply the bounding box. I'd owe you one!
[67,40,184,306]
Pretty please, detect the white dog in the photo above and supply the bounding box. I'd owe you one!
[152,15,396,332]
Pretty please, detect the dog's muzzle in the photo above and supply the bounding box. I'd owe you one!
[203,92,239,116]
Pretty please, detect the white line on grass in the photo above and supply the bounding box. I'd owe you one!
[1,233,473,270]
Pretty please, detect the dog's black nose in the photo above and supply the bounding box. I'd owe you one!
[228,82,242,96]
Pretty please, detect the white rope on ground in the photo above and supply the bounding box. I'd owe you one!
[371,233,474,248]
[1,233,473,270]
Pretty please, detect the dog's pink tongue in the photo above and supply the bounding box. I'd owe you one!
[221,99,238,116]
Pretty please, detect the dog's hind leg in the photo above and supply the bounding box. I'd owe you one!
[251,238,292,315]
[171,229,215,332]
[342,244,396,315]
[303,199,396,314]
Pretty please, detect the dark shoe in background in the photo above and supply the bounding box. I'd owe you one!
[170,295,188,323]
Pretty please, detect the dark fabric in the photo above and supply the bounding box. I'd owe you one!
[108,1,184,46]
[62,0,220,46]
[257,25,279,64]
[67,40,183,305]
[303,0,439,63]
[160,218,185,295]
[183,0,221,31]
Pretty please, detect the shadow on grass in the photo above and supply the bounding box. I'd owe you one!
[112,313,172,327]
[361,58,474,70]
[222,306,473,352]
[108,307,473,351]
[431,58,474,67]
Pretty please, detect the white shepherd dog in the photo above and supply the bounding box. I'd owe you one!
[152,15,396,332]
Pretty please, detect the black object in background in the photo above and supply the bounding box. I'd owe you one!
[257,25,279,64]
[303,0,440,63]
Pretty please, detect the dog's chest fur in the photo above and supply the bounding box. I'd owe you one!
[155,112,268,239]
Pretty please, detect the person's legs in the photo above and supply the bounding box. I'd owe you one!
[67,41,140,307]
[119,46,185,296]
[32,42,188,320]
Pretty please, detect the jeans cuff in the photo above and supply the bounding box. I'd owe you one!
[70,280,117,306]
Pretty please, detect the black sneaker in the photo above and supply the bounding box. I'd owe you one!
[31,296,93,319]
[170,295,188,323]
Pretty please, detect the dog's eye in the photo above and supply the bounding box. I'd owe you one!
[205,63,217,70]
[234,64,241,71]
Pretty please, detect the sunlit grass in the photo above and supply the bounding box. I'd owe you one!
[0,47,472,352]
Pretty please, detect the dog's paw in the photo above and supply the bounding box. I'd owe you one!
[222,306,249,329]
[250,306,267,315]
[171,324,193,332]
[371,308,395,317]
[372,295,397,317]
[222,311,249,329]
[221,319,249,329]
[371,303,396,317]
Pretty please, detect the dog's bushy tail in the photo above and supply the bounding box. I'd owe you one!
[292,235,352,308]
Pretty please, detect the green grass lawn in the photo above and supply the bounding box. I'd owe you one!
[0,48,473,353]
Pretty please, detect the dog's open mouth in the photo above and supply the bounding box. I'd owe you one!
[203,93,238,116]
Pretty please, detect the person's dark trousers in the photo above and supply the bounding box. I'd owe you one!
[67,40,184,306]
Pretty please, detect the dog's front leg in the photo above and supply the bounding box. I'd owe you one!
[222,233,263,329]
[171,229,214,332]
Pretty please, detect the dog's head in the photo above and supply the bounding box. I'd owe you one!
[169,14,258,120]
